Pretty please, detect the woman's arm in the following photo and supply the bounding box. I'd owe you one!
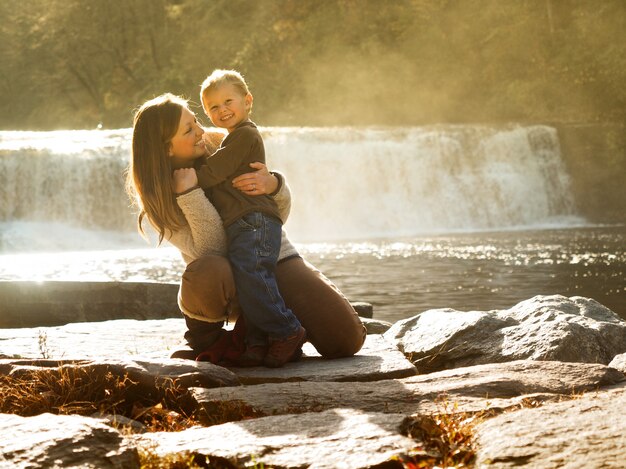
[169,188,227,262]
[169,167,227,262]
[232,162,292,222]
[271,171,291,222]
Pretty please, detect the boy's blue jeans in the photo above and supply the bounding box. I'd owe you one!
[225,211,301,346]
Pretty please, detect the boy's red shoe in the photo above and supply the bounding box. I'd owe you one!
[264,326,307,368]
[235,345,268,367]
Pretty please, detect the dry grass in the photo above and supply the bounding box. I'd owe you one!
[386,390,587,468]
[136,442,270,469]
[0,364,276,467]
[197,399,266,426]
[2,364,587,468]
[137,443,203,468]
[382,397,494,469]
[0,365,199,432]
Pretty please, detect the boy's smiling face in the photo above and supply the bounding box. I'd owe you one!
[202,83,252,133]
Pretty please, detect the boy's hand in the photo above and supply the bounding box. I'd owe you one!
[172,168,198,194]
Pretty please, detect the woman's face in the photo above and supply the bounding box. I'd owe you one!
[168,106,207,168]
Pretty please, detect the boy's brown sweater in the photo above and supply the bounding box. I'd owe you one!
[194,120,282,227]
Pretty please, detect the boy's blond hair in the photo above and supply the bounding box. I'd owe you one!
[200,69,251,109]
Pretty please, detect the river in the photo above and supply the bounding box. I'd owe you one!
[0,126,623,323]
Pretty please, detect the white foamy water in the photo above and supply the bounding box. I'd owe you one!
[0,125,585,251]
[266,125,583,240]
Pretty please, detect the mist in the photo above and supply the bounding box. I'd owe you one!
[0,0,624,130]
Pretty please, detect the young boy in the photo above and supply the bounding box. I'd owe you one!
[194,69,305,368]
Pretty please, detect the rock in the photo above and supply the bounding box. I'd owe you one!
[0,280,373,327]
[1,295,625,468]
[0,281,181,328]
[0,324,414,383]
[351,301,374,318]
[609,352,626,374]
[0,318,189,360]
[384,295,626,373]
[132,408,417,469]
[0,357,240,391]
[229,334,417,384]
[191,360,625,419]
[361,317,393,334]
[91,413,147,434]
[0,413,138,468]
[475,383,626,468]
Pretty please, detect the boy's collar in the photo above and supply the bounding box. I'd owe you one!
[233,119,256,130]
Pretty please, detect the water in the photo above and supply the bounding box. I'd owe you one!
[1,226,623,323]
[0,126,623,324]
[0,125,584,242]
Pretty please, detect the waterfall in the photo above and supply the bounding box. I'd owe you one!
[0,125,583,251]
[268,125,581,240]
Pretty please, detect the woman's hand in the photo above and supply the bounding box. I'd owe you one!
[232,162,278,195]
[172,168,198,194]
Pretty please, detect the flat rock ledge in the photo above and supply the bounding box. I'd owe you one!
[133,408,416,469]
[231,334,417,384]
[475,384,626,468]
[1,294,626,468]
[0,356,240,390]
[190,360,625,419]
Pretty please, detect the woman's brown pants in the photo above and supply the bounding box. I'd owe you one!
[178,255,367,358]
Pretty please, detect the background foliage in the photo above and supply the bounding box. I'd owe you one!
[1,0,624,130]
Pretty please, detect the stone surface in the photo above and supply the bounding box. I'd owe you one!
[351,301,374,318]
[609,352,626,374]
[0,357,240,390]
[1,295,625,468]
[475,383,626,468]
[0,413,139,468]
[230,334,417,384]
[384,295,626,373]
[0,280,374,328]
[132,408,417,469]
[0,281,181,328]
[0,322,415,384]
[0,318,189,360]
[191,360,625,418]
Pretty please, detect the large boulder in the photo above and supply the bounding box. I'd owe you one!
[384,295,626,373]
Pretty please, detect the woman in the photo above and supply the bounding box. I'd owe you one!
[127,93,366,364]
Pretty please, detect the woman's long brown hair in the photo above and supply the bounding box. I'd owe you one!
[126,93,189,244]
